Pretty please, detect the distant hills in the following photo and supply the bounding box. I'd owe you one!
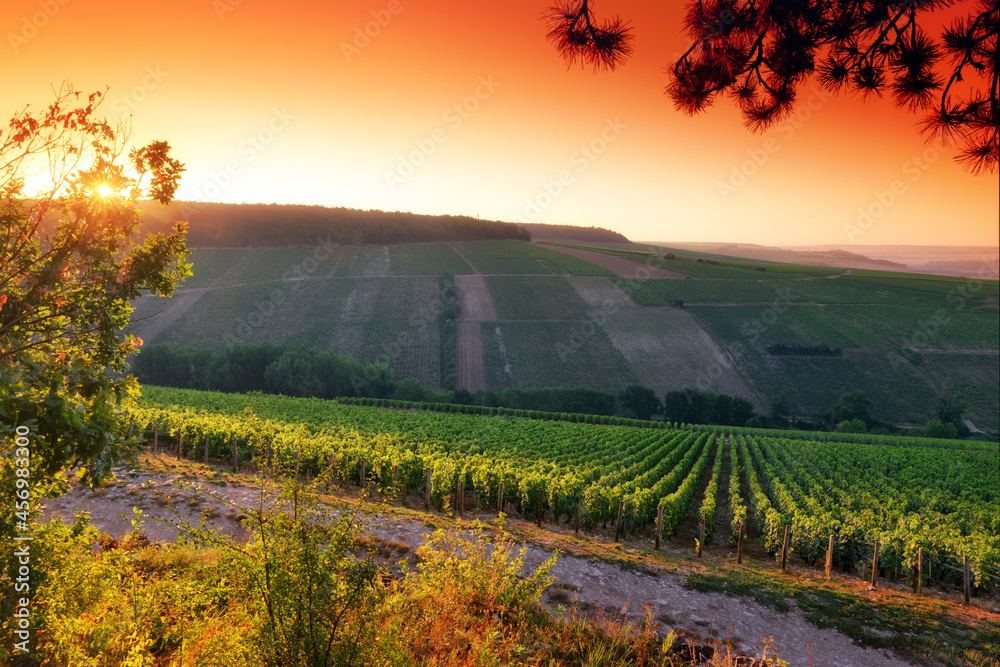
[656,242,999,278]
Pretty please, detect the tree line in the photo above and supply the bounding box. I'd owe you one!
[133,345,977,439]
[140,202,531,247]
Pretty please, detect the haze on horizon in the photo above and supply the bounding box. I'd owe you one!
[2,0,997,247]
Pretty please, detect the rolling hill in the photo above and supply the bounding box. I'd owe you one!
[128,239,1000,431]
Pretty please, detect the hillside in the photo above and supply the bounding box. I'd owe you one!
[129,239,1000,431]
[139,201,531,247]
[518,223,629,243]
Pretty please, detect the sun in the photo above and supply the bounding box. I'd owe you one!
[96,184,114,197]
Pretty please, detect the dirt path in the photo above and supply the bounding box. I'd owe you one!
[44,464,919,667]
[454,274,497,320]
[456,321,484,391]
[538,243,688,279]
[453,274,496,391]
[715,438,733,547]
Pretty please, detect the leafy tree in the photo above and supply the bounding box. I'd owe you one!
[835,418,870,434]
[544,0,998,174]
[936,392,971,435]
[1,85,188,518]
[618,385,661,421]
[392,377,434,403]
[833,390,874,426]
[922,417,959,438]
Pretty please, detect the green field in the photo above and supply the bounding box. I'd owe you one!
[687,304,886,348]
[130,242,1000,430]
[497,320,637,392]
[487,276,592,320]
[133,386,1000,596]
[455,240,614,275]
[649,278,800,304]
[388,243,474,275]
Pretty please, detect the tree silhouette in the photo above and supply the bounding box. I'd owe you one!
[544,0,998,175]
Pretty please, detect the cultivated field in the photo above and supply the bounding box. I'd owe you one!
[130,241,1000,429]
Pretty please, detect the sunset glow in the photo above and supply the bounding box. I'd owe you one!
[2,0,996,246]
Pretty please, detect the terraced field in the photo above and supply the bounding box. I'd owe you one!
[130,241,1000,429]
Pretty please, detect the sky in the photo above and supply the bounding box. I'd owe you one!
[2,0,997,247]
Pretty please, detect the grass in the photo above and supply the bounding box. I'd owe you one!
[686,565,1000,667]
[687,304,887,348]
[124,452,1000,666]
[388,243,475,275]
[487,275,593,320]
[499,320,638,392]
[178,248,252,290]
[457,240,615,276]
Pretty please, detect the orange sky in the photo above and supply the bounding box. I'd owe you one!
[2,0,997,246]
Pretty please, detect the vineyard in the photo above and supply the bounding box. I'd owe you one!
[131,386,1000,594]
[128,240,1000,429]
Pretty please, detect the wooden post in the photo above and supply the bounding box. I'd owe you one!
[916,546,923,594]
[871,541,880,588]
[295,449,301,483]
[153,422,159,454]
[575,497,581,534]
[736,524,744,564]
[536,492,543,527]
[127,416,134,442]
[655,504,663,550]
[613,499,624,543]
[232,438,238,473]
[203,434,210,465]
[698,519,706,558]
[177,427,183,461]
[360,461,366,492]
[458,480,465,518]
[392,465,398,495]
[425,469,432,509]
[825,534,834,580]
[497,482,504,517]
[963,555,971,604]
[779,524,791,571]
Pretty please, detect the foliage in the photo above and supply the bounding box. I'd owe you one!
[143,201,530,247]
[664,389,754,427]
[619,385,661,421]
[0,85,188,531]
[545,0,1000,174]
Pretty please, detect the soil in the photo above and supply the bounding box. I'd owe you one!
[453,272,497,391]
[537,243,688,280]
[43,460,927,667]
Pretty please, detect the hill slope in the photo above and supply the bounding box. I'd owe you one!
[129,240,1000,430]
